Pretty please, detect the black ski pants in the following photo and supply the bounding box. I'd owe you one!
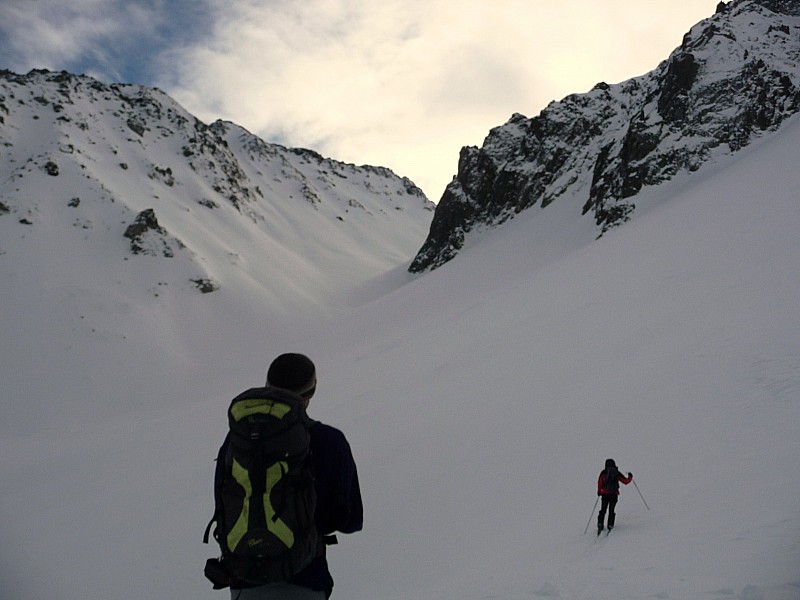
[597,494,618,529]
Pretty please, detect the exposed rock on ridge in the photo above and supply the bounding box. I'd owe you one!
[410,0,800,272]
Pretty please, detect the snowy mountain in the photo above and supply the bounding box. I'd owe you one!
[2,12,800,600]
[410,0,800,272]
[0,69,434,305]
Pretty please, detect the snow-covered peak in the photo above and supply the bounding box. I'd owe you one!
[410,0,800,272]
[0,69,434,309]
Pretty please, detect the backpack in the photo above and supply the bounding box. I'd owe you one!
[603,466,620,494]
[204,387,319,588]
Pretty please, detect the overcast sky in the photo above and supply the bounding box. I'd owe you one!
[1,0,722,200]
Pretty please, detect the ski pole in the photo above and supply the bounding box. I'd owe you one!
[632,479,650,510]
[583,496,600,535]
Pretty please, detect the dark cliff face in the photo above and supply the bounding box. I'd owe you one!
[410,0,800,273]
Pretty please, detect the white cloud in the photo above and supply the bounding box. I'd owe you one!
[165,0,720,199]
[6,0,721,200]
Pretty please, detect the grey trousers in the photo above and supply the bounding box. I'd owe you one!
[230,583,326,600]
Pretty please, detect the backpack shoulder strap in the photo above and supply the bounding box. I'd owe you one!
[203,513,217,544]
[204,436,231,545]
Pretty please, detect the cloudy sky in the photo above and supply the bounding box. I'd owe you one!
[1,0,721,200]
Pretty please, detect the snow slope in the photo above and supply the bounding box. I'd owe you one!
[1,98,799,600]
[315,114,800,600]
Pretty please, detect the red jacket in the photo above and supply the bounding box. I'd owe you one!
[597,469,633,496]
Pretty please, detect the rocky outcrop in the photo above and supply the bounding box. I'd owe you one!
[124,208,185,257]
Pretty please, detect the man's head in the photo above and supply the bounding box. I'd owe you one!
[267,353,317,401]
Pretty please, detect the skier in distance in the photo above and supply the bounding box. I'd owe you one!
[597,458,632,535]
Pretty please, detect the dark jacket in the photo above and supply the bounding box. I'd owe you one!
[215,415,363,596]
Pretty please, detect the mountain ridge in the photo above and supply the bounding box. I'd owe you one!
[410,0,800,272]
[0,68,434,305]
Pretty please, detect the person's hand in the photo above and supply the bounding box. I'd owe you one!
[628,472,633,478]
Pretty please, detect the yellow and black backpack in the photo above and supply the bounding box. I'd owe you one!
[204,387,318,588]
